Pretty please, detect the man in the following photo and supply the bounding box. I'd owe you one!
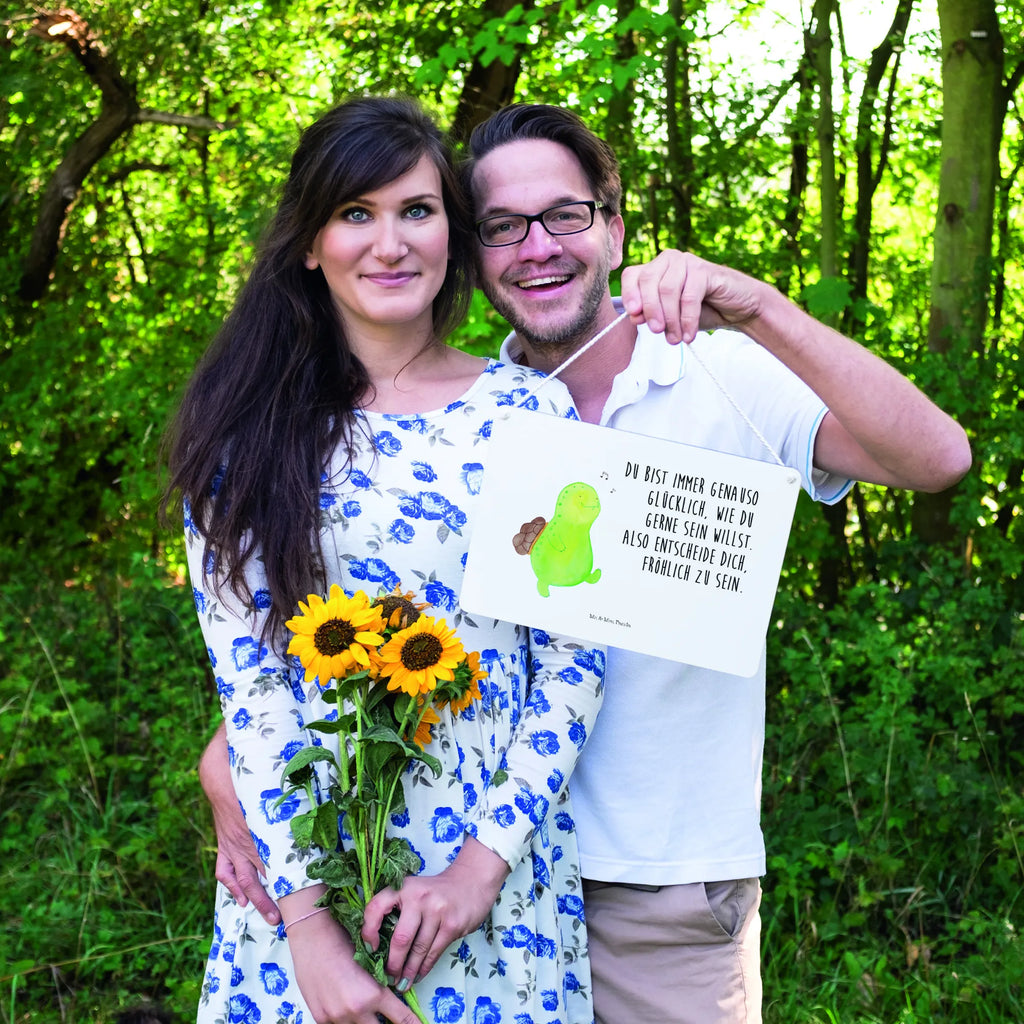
[202,104,970,1023]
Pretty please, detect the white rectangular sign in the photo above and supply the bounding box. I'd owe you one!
[461,409,801,677]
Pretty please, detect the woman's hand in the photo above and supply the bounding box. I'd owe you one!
[284,899,422,1024]
[361,836,510,991]
[199,723,282,925]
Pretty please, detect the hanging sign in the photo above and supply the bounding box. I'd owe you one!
[461,408,801,677]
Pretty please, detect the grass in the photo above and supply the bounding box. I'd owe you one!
[1,545,1021,1022]
[0,562,213,1023]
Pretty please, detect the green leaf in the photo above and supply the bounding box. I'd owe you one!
[439,42,468,65]
[353,943,388,984]
[410,747,443,777]
[387,785,408,819]
[308,849,362,890]
[363,723,406,745]
[281,744,338,786]
[289,809,317,848]
[301,716,349,734]
[336,902,370,950]
[379,837,422,890]
[311,800,340,850]
[801,277,853,320]
[365,739,409,784]
[365,681,400,715]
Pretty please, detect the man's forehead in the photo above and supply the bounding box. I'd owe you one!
[470,139,590,214]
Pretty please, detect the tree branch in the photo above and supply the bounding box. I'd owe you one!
[28,8,136,105]
[137,109,233,131]
[449,0,532,146]
[18,8,232,302]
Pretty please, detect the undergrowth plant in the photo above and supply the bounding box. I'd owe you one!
[762,533,1024,1023]
[3,510,1020,1023]
[0,554,214,1023]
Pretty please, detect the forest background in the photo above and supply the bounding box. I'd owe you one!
[1,0,1021,1021]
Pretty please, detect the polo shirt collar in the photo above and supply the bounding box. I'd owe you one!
[596,298,687,421]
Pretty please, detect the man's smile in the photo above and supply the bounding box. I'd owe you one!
[515,273,573,290]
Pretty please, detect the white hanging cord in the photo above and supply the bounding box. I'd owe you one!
[681,342,786,467]
[513,311,786,467]
[517,311,631,398]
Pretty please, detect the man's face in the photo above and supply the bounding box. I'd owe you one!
[471,139,624,354]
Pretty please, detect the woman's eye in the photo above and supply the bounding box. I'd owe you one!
[340,207,370,223]
[406,203,434,220]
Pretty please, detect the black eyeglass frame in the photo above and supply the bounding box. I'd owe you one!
[474,200,608,247]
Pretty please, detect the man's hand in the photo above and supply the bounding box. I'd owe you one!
[620,249,762,345]
[622,249,970,491]
[199,723,281,925]
[361,836,510,991]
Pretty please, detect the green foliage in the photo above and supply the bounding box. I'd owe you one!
[2,0,1022,1019]
[803,276,855,321]
[762,537,1024,1022]
[0,558,215,1021]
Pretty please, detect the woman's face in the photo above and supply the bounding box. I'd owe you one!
[305,155,450,339]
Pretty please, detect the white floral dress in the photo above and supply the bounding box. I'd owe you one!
[188,360,605,1024]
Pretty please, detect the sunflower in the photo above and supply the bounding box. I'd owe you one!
[286,585,386,684]
[447,649,486,716]
[376,616,465,697]
[372,585,428,630]
[410,703,442,749]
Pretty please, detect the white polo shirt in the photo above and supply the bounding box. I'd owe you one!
[500,310,851,885]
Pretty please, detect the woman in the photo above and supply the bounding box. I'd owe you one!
[164,97,605,1024]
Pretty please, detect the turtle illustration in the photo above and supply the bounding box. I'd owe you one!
[512,482,602,597]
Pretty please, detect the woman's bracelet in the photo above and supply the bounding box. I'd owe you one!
[283,906,329,931]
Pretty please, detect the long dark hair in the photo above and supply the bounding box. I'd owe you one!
[163,96,474,643]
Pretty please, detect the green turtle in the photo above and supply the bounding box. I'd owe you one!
[512,482,602,597]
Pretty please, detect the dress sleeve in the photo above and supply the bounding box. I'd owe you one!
[185,504,324,897]
[467,631,605,871]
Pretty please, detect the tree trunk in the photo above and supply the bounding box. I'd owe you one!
[848,0,914,307]
[18,11,139,300]
[927,1,1003,356]
[17,8,230,302]
[805,0,850,604]
[449,0,533,145]
[913,0,1004,545]
[664,0,693,248]
[807,0,839,284]
[609,0,638,148]
[782,65,811,300]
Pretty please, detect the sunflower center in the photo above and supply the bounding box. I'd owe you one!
[400,634,444,671]
[314,618,357,656]
[377,595,421,629]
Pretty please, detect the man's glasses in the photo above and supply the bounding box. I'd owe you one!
[475,200,607,248]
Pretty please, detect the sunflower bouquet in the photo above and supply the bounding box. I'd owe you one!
[278,583,485,1021]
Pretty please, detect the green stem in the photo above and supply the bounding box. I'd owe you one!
[372,770,404,878]
[402,984,429,1024]
[371,696,431,874]
[336,723,351,793]
[352,690,374,903]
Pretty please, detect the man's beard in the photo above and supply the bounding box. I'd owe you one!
[481,257,611,358]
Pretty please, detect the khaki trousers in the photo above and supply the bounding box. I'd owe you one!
[582,878,762,1024]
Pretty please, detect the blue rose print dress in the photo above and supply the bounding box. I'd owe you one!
[189,360,605,1024]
